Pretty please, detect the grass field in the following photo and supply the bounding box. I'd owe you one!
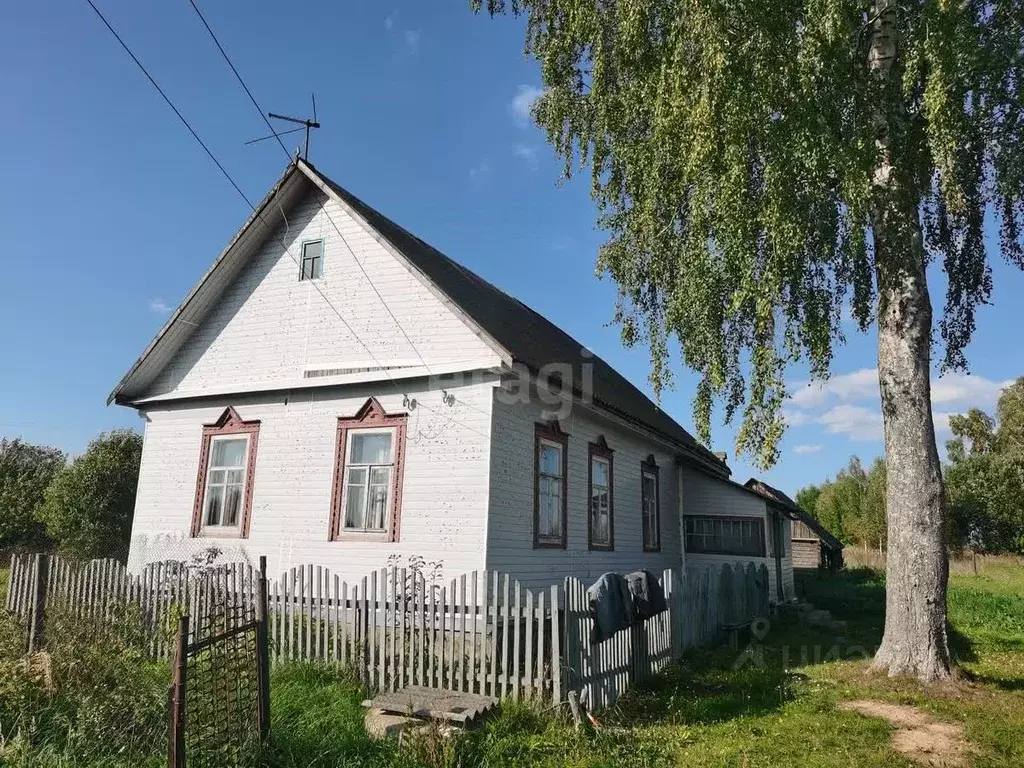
[1,558,1022,766]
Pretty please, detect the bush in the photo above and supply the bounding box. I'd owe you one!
[39,430,143,560]
[0,439,65,548]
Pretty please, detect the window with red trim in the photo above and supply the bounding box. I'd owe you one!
[329,398,408,542]
[588,437,614,550]
[191,407,260,538]
[641,455,661,551]
[534,421,568,548]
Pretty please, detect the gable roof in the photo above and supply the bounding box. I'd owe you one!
[743,478,844,550]
[110,159,727,476]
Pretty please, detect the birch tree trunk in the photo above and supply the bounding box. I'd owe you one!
[868,0,952,682]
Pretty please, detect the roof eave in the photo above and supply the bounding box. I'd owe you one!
[107,160,301,406]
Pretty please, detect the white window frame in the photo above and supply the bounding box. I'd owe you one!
[641,468,660,551]
[200,433,251,535]
[537,437,564,544]
[341,426,396,533]
[589,455,612,548]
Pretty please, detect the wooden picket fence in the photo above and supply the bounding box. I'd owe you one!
[5,553,769,711]
[564,561,770,710]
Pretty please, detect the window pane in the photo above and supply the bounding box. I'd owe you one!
[592,458,609,487]
[226,469,244,486]
[204,486,223,526]
[368,485,389,530]
[209,469,226,486]
[369,466,391,487]
[344,483,367,529]
[302,240,322,260]
[223,485,242,526]
[539,443,561,476]
[347,466,367,486]
[350,432,393,464]
[212,437,247,468]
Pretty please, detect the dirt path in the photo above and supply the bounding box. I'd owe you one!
[839,700,970,767]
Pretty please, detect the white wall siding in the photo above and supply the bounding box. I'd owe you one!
[486,394,684,591]
[679,467,794,602]
[127,378,496,585]
[145,183,498,400]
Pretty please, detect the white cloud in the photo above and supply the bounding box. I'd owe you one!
[817,404,884,441]
[787,368,878,409]
[149,298,173,315]
[384,10,397,31]
[782,407,812,427]
[510,85,544,127]
[793,444,823,454]
[930,372,1013,407]
[403,29,422,53]
[513,143,537,167]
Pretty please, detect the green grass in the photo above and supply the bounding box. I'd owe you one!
[1,560,1023,766]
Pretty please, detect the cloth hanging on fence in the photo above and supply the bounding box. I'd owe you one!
[625,570,668,622]
[586,572,633,644]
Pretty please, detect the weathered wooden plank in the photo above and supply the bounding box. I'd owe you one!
[512,581,522,700]
[471,572,481,695]
[439,583,448,690]
[550,584,561,704]
[535,590,545,699]
[488,571,499,698]
[500,574,511,697]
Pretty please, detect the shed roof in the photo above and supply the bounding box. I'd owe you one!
[743,478,844,550]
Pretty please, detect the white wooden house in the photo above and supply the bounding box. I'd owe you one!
[112,159,794,600]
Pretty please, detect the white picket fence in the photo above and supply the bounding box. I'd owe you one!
[564,561,770,710]
[5,553,769,710]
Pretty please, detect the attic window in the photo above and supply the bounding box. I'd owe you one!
[300,240,323,281]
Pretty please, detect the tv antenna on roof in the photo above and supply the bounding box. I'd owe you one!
[245,94,320,161]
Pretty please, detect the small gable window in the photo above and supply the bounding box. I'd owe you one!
[191,407,260,538]
[300,239,324,281]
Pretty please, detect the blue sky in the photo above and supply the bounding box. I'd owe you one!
[1,1,1022,495]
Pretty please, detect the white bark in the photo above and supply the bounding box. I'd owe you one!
[867,0,952,683]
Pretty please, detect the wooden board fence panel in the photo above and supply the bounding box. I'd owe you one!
[4,556,768,711]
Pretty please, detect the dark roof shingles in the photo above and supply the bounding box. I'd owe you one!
[311,163,724,473]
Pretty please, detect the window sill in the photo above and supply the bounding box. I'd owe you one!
[533,539,566,550]
[588,543,614,552]
[332,530,396,543]
[194,529,248,540]
[643,545,662,553]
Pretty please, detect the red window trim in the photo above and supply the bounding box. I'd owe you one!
[190,406,261,539]
[329,397,408,543]
[534,420,569,549]
[641,454,661,552]
[587,436,614,551]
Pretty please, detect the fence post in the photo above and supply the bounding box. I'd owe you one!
[27,553,50,654]
[169,615,189,768]
[256,556,271,742]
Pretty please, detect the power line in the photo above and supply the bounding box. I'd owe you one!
[85,0,495,437]
[84,0,255,210]
[184,0,291,161]
[181,0,449,384]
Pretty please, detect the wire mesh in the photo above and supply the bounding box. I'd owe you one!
[183,598,262,767]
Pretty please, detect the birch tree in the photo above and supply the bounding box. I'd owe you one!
[476,0,1024,681]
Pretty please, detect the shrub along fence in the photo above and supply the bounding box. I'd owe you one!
[5,553,769,711]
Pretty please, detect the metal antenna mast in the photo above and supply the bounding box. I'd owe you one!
[266,94,320,160]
